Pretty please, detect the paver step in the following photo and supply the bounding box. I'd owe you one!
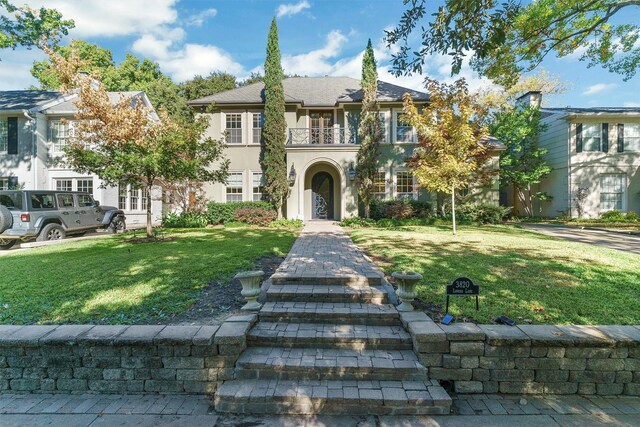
[235,346,427,381]
[259,302,400,326]
[215,379,452,415]
[270,272,382,287]
[266,284,388,303]
[247,322,412,350]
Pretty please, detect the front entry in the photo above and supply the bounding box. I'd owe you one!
[311,172,334,219]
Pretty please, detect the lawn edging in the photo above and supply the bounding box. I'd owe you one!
[0,314,256,394]
[400,312,640,396]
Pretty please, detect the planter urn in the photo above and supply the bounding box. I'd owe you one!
[234,270,264,311]
[391,271,423,312]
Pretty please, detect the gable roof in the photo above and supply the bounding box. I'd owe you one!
[0,90,61,112]
[40,91,146,115]
[543,107,640,114]
[187,76,429,107]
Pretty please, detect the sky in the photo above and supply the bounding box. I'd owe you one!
[2,0,639,108]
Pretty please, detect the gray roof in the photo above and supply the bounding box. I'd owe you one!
[41,91,145,114]
[187,76,429,107]
[543,107,640,114]
[0,90,61,111]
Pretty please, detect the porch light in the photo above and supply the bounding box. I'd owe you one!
[288,164,297,186]
[348,162,356,181]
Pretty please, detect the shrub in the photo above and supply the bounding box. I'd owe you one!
[340,217,376,228]
[207,201,273,224]
[370,199,431,220]
[455,203,512,224]
[162,212,209,228]
[269,219,304,229]
[625,211,640,222]
[599,210,640,222]
[232,206,277,226]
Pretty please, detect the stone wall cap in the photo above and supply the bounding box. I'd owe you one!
[399,311,430,328]
[556,325,615,347]
[408,321,447,342]
[225,314,258,323]
[479,324,530,345]
[154,325,201,345]
[595,325,640,347]
[193,325,220,345]
[113,325,165,345]
[213,321,251,345]
[40,325,95,345]
[440,323,485,341]
[0,325,26,345]
[77,325,128,345]
[518,325,574,346]
[0,325,57,346]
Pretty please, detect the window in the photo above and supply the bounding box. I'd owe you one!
[130,186,139,211]
[582,123,601,152]
[77,179,93,194]
[0,119,7,153]
[119,186,127,210]
[395,112,417,143]
[31,193,55,210]
[55,179,73,192]
[252,113,263,144]
[50,120,72,153]
[225,113,243,144]
[600,174,626,211]
[226,172,243,202]
[624,123,640,152]
[377,112,388,142]
[118,185,146,211]
[0,178,9,190]
[252,172,265,201]
[77,194,94,207]
[141,188,148,211]
[396,171,416,200]
[56,193,75,208]
[373,171,386,200]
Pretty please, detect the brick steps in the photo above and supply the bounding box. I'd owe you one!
[235,347,426,381]
[266,284,388,303]
[270,273,381,287]
[247,322,412,349]
[214,379,451,415]
[259,302,400,326]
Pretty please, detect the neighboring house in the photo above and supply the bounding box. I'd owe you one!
[188,77,503,220]
[0,90,162,225]
[517,91,640,218]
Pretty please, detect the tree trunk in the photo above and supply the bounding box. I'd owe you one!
[364,199,370,219]
[277,203,283,220]
[146,186,153,238]
[513,185,519,216]
[451,185,457,236]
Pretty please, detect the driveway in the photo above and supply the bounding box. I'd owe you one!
[521,223,640,254]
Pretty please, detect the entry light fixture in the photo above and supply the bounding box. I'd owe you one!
[288,164,296,186]
[348,162,356,181]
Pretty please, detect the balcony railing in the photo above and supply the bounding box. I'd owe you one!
[288,128,358,145]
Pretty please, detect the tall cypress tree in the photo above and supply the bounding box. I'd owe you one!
[262,18,289,217]
[355,39,383,219]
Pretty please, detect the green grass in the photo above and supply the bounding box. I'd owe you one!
[0,228,297,325]
[349,225,640,325]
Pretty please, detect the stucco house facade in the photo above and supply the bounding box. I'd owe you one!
[188,77,503,221]
[0,90,162,226]
[518,92,640,218]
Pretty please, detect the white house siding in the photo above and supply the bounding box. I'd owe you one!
[0,114,35,189]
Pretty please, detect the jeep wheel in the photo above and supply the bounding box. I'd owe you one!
[0,238,16,250]
[108,217,126,234]
[0,205,12,233]
[37,224,66,242]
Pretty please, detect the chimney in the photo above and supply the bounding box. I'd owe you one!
[516,91,542,109]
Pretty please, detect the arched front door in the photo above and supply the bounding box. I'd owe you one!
[311,172,334,219]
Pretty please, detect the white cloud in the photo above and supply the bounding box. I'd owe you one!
[28,0,178,38]
[0,49,43,90]
[276,1,311,18]
[624,102,640,107]
[186,8,217,27]
[282,30,347,76]
[582,83,617,96]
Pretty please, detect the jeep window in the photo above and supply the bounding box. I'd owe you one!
[0,192,23,210]
[30,193,55,210]
[57,193,75,208]
[77,194,94,207]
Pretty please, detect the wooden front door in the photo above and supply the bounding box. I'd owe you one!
[310,111,334,144]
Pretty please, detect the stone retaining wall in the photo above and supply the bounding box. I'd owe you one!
[400,312,640,396]
[0,315,256,394]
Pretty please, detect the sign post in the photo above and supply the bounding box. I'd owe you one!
[445,277,480,314]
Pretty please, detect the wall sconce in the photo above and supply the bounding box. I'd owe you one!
[288,164,296,186]
[348,162,356,181]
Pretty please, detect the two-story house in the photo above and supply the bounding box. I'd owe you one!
[188,76,503,220]
[0,90,162,225]
[517,91,640,217]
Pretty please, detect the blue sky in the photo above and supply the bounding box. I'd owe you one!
[2,0,639,107]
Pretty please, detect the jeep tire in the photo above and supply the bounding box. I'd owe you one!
[108,216,126,234]
[0,238,16,250]
[37,223,66,242]
[0,205,12,233]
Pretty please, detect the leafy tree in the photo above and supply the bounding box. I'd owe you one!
[261,18,289,218]
[355,39,383,219]
[490,105,551,216]
[238,72,264,87]
[0,0,73,57]
[477,69,568,110]
[404,78,492,234]
[385,0,640,87]
[43,44,229,237]
[179,71,236,101]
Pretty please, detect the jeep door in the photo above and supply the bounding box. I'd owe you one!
[56,193,81,230]
[76,194,102,227]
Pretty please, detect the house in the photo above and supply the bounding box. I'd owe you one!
[517,91,640,217]
[188,76,503,220]
[0,90,162,225]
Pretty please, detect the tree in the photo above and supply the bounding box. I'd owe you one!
[403,78,492,235]
[179,71,236,101]
[385,0,640,87]
[0,0,73,57]
[44,44,229,237]
[355,39,383,219]
[261,18,289,218]
[490,105,551,216]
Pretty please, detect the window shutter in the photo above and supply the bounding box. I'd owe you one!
[617,123,624,152]
[576,123,583,153]
[602,123,609,152]
[7,117,17,155]
[8,177,18,189]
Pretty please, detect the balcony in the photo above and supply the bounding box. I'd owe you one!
[288,128,358,145]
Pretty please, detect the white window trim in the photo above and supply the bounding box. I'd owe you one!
[0,177,10,190]
[225,170,245,202]
[373,169,389,200]
[379,110,391,144]
[51,177,94,194]
[393,169,418,200]
[118,184,147,212]
[249,111,264,145]
[393,111,417,144]
[251,170,265,202]
[599,174,627,212]
[623,123,640,152]
[0,118,8,154]
[221,111,245,145]
[49,120,75,154]
[580,123,602,153]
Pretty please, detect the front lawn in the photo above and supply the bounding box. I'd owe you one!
[0,228,296,324]
[349,225,640,325]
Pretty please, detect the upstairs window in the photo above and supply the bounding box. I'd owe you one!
[49,120,72,153]
[226,172,243,202]
[252,113,264,144]
[377,112,388,142]
[0,119,7,153]
[581,123,601,152]
[225,113,243,144]
[623,123,640,152]
[395,113,417,143]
